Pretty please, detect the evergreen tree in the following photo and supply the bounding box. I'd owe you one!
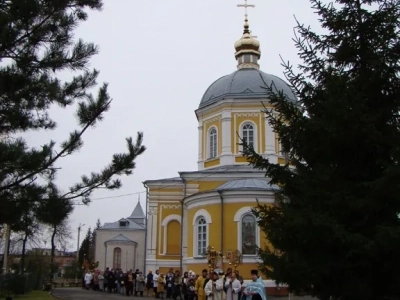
[88,219,101,263]
[242,1,400,300]
[0,0,146,224]
[78,227,91,267]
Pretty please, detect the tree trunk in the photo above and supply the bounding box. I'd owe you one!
[50,224,57,280]
[20,233,28,273]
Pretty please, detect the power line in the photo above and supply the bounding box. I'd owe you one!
[72,165,239,205]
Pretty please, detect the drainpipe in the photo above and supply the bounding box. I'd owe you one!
[104,242,107,270]
[218,191,224,268]
[143,183,149,273]
[179,177,187,274]
[134,242,137,270]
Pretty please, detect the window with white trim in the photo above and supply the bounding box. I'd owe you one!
[209,128,217,158]
[196,217,207,256]
[241,214,257,255]
[242,123,255,147]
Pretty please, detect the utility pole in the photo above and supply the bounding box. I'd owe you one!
[76,223,85,260]
[2,224,11,273]
[75,223,85,283]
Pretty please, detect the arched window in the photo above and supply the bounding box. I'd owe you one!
[209,128,217,158]
[113,247,121,269]
[242,123,254,147]
[241,214,257,255]
[196,218,207,256]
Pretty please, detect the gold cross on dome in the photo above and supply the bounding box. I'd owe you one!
[237,0,255,19]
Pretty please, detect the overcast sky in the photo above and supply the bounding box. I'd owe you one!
[25,0,320,250]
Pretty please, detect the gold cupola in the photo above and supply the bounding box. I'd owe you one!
[234,17,261,70]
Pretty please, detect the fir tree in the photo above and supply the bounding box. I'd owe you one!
[0,0,146,224]
[242,1,400,300]
[78,227,91,267]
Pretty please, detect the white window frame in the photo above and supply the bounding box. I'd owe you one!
[192,209,212,258]
[239,121,257,152]
[161,214,181,255]
[208,126,218,159]
[234,207,260,257]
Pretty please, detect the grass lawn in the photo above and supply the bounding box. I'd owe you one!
[11,290,53,299]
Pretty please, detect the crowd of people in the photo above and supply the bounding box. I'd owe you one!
[82,267,267,300]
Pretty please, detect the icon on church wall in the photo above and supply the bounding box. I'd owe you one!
[242,214,256,255]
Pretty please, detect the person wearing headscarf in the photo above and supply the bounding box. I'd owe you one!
[204,271,224,300]
[242,270,267,300]
[136,271,145,296]
[157,273,166,299]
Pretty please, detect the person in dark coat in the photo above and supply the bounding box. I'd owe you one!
[147,270,154,296]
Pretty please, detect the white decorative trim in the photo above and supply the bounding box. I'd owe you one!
[160,204,182,209]
[183,256,260,264]
[234,113,260,117]
[192,209,212,258]
[198,123,203,162]
[203,115,222,125]
[207,126,218,159]
[192,209,212,225]
[233,207,252,221]
[265,120,275,154]
[185,192,274,210]
[259,113,262,153]
[161,214,182,255]
[158,204,182,255]
[238,120,258,153]
[161,214,181,226]
[145,258,181,269]
[221,110,232,158]
[234,207,260,257]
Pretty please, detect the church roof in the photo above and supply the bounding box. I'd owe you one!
[216,178,279,191]
[198,68,297,109]
[128,201,145,219]
[101,218,145,230]
[181,164,263,175]
[106,234,135,243]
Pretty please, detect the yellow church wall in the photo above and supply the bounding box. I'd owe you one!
[148,187,183,194]
[235,156,250,163]
[202,118,222,160]
[186,202,264,258]
[204,158,220,168]
[156,202,182,260]
[197,181,227,192]
[166,220,181,254]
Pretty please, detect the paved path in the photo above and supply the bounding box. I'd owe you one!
[51,288,315,300]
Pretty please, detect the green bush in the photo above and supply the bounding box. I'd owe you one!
[0,273,32,297]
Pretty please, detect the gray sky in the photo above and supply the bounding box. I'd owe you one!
[25,0,319,250]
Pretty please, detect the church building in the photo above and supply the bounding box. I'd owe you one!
[144,5,296,285]
[95,200,146,272]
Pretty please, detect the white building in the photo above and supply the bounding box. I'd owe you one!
[95,201,146,272]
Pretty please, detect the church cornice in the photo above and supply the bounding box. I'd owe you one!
[203,115,222,125]
[195,98,272,119]
[183,190,275,209]
[105,241,137,246]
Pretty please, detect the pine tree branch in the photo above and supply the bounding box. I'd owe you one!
[0,99,112,192]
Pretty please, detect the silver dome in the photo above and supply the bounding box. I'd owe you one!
[199,68,296,109]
